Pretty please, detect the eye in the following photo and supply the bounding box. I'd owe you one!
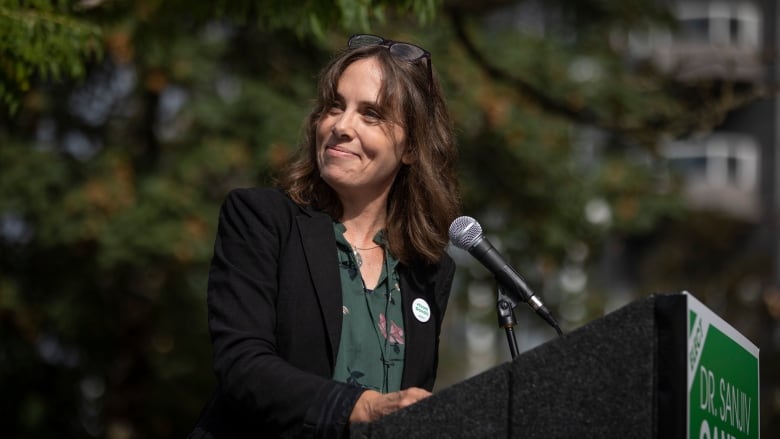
[326,99,344,114]
[362,107,383,122]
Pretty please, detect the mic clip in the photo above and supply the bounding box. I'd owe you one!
[493,274,564,361]
[497,286,521,358]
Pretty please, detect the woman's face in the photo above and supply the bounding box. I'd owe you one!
[316,57,411,203]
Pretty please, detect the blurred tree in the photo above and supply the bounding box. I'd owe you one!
[0,1,442,437]
[0,0,776,437]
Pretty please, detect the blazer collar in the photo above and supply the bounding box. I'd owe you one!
[296,212,343,358]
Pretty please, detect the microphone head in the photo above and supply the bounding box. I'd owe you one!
[449,216,483,250]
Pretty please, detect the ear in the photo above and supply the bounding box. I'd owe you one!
[401,146,416,165]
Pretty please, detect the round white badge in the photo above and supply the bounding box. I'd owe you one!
[412,298,431,323]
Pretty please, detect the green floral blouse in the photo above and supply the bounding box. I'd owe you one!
[332,222,405,393]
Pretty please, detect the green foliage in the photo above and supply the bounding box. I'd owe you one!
[0,0,441,114]
[0,0,102,113]
[243,0,440,37]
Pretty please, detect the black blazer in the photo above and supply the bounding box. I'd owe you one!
[190,188,455,439]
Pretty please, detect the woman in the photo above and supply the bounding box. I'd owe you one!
[190,34,460,438]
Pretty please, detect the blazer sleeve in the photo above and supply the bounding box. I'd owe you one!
[206,188,363,438]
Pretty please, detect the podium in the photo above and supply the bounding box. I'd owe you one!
[350,293,760,439]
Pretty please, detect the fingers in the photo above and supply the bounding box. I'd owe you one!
[394,387,432,409]
[349,387,433,424]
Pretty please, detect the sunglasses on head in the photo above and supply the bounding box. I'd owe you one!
[347,34,433,94]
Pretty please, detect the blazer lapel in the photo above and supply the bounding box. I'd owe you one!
[399,265,437,389]
[296,213,343,362]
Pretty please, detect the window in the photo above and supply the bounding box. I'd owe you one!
[676,0,760,48]
[662,132,758,191]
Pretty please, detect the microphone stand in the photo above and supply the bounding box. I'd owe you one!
[496,286,520,359]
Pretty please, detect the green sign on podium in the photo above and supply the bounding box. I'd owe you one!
[686,292,760,439]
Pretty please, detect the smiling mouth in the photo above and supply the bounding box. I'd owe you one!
[326,144,358,157]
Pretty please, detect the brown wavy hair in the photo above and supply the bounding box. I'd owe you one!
[277,42,460,266]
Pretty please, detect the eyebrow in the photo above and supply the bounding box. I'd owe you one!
[332,91,382,108]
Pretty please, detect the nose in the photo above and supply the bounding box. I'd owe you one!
[331,110,356,139]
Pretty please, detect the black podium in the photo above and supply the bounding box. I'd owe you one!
[350,294,691,439]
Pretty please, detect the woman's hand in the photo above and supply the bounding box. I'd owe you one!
[349,387,432,423]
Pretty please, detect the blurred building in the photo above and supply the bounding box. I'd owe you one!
[628,0,766,222]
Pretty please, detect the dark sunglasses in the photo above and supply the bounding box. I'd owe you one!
[347,34,433,94]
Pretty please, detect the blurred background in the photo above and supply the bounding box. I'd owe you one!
[0,0,777,437]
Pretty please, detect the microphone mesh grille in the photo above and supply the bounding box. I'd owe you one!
[448,216,483,249]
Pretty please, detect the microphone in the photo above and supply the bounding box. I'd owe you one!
[449,216,562,335]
